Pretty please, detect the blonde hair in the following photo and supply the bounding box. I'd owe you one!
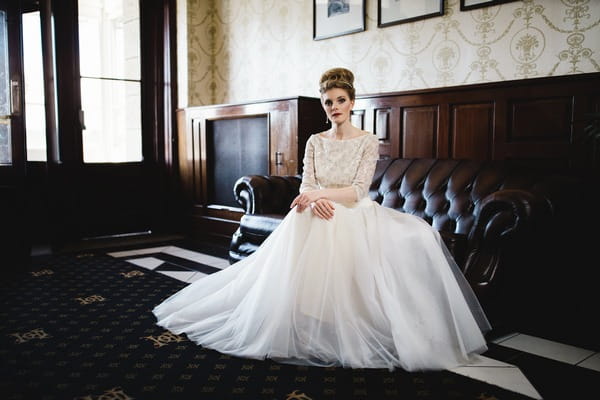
[319,67,356,100]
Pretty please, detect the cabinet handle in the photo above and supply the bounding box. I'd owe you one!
[275,151,283,165]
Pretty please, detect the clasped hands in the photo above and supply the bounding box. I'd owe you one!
[290,190,335,220]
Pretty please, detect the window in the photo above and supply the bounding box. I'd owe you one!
[78,0,142,163]
[23,11,47,161]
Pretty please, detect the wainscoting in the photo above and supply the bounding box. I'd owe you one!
[177,96,328,240]
[353,72,600,169]
[178,73,600,241]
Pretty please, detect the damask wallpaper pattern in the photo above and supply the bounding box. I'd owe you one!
[184,0,600,106]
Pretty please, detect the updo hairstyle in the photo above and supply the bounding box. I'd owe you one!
[319,67,356,100]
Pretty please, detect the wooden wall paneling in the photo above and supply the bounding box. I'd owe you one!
[196,113,207,205]
[387,108,400,159]
[176,109,192,205]
[190,212,240,239]
[354,97,398,158]
[178,74,600,241]
[284,100,298,176]
[297,98,328,171]
[179,97,327,241]
[503,96,573,167]
[450,102,494,160]
[588,94,600,170]
[351,109,365,130]
[491,97,506,161]
[401,106,438,159]
[374,108,390,141]
[373,108,390,158]
[356,73,600,167]
[270,102,291,176]
[508,96,573,141]
[437,103,450,158]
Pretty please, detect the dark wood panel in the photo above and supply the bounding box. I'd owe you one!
[179,96,328,240]
[402,106,437,158]
[270,106,292,176]
[353,72,600,168]
[451,103,493,160]
[179,73,600,241]
[374,108,390,140]
[190,215,240,241]
[509,97,572,141]
[351,109,365,130]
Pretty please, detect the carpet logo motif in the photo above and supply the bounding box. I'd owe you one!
[30,269,53,277]
[119,270,145,278]
[9,328,51,344]
[142,330,186,348]
[75,386,133,400]
[76,253,95,258]
[477,394,500,400]
[286,389,313,400]
[75,295,107,305]
[0,252,538,399]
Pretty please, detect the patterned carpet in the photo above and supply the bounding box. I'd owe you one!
[0,252,534,400]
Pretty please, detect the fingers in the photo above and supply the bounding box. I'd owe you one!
[290,196,302,209]
[290,194,309,209]
[311,200,335,220]
[291,195,310,213]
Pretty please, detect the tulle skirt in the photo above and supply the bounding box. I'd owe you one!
[153,198,491,371]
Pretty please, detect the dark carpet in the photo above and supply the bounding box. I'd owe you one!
[0,253,532,400]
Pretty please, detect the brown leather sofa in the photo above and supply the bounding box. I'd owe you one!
[228,158,585,330]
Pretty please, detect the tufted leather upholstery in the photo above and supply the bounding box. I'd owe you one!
[229,158,581,329]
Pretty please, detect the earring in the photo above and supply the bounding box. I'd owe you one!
[325,115,329,124]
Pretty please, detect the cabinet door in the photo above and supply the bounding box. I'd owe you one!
[206,116,269,208]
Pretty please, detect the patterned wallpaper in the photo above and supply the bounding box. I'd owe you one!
[184,0,600,106]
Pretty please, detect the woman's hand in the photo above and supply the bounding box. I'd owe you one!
[290,190,335,219]
[310,199,336,220]
[290,190,321,212]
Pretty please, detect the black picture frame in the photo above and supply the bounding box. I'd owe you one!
[460,0,519,11]
[313,0,366,41]
[378,0,444,28]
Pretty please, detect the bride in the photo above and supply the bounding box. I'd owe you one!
[153,67,491,372]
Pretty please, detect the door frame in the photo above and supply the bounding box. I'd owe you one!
[0,0,29,274]
[39,0,179,244]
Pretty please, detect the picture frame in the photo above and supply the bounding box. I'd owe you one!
[378,0,444,28]
[460,0,519,11]
[313,0,365,41]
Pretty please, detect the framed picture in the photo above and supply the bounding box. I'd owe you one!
[460,0,519,11]
[378,0,444,28]
[313,0,365,41]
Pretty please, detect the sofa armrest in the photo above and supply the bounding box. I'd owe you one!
[464,188,551,286]
[233,175,301,215]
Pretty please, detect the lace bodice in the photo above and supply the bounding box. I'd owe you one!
[299,133,379,200]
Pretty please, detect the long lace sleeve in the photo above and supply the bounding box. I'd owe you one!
[351,135,379,200]
[299,136,319,193]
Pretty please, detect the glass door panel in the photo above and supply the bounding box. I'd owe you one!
[80,77,141,162]
[0,9,12,165]
[23,10,47,161]
[78,0,141,163]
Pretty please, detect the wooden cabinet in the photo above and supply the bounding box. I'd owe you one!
[177,96,328,241]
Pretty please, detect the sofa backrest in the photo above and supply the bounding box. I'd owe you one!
[368,158,545,236]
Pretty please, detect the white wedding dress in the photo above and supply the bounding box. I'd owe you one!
[153,133,491,372]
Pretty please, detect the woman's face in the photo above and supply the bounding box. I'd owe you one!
[321,87,354,125]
